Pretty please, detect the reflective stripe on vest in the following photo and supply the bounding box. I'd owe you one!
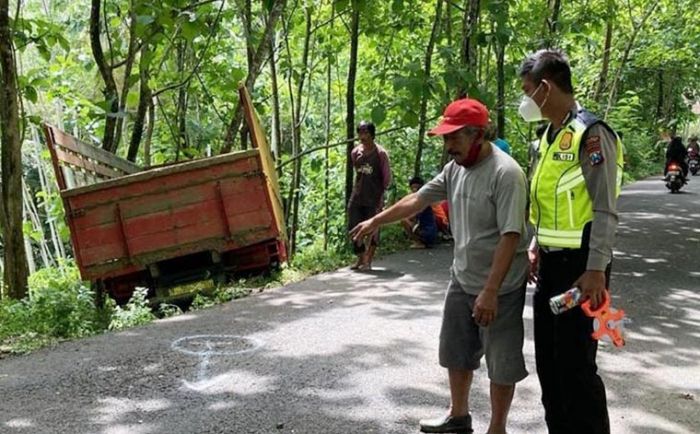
[530,113,624,248]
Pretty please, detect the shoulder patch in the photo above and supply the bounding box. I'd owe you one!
[585,135,604,166]
[586,135,601,147]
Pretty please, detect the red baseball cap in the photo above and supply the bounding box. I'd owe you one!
[428,98,489,136]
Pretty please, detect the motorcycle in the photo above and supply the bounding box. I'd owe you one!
[664,160,686,193]
[688,147,699,176]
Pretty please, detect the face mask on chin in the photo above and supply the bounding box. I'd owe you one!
[457,130,484,167]
[519,82,548,122]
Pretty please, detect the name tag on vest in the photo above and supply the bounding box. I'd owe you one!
[553,152,575,162]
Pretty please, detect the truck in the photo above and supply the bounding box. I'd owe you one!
[43,87,287,302]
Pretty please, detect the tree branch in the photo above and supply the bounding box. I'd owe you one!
[277,116,440,170]
[152,0,226,98]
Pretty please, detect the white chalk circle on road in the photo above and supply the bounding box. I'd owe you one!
[172,335,266,389]
[171,335,264,356]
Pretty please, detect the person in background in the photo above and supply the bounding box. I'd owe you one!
[686,136,699,154]
[401,176,438,249]
[486,124,512,155]
[665,136,687,177]
[432,200,451,240]
[347,121,392,270]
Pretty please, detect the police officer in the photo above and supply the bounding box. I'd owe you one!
[518,49,623,434]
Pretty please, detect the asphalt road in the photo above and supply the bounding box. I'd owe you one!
[1,176,699,434]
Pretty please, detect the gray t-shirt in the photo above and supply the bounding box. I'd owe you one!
[418,145,529,295]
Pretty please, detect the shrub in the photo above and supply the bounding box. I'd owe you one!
[108,287,156,331]
[0,262,101,353]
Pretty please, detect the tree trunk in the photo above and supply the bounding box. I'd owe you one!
[656,69,664,120]
[23,222,36,274]
[287,6,313,256]
[324,54,332,251]
[496,43,506,138]
[113,8,139,153]
[127,44,152,162]
[222,0,286,153]
[323,5,335,251]
[269,33,282,159]
[443,0,453,100]
[144,97,155,167]
[593,0,614,104]
[414,0,442,178]
[89,0,119,153]
[458,0,480,97]
[604,0,660,119]
[23,180,51,270]
[480,25,492,86]
[0,0,29,298]
[545,0,562,45]
[32,133,65,260]
[174,42,189,161]
[243,0,254,69]
[345,0,360,207]
[236,0,254,155]
[495,0,509,138]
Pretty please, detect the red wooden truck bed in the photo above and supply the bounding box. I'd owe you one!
[43,87,287,302]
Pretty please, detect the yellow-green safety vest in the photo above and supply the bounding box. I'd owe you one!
[530,111,624,249]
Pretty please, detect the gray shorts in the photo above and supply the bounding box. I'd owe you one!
[439,278,528,385]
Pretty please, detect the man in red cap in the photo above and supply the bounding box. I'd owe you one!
[351,98,529,434]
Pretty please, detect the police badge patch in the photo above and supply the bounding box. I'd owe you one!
[585,135,604,166]
[559,132,573,150]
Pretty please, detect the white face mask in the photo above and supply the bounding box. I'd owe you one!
[519,83,546,122]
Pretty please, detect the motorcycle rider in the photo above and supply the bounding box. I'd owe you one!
[665,136,688,177]
[688,136,699,155]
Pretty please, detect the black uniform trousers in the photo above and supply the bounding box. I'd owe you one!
[533,247,611,434]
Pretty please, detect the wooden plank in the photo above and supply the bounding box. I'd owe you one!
[81,235,278,279]
[62,150,260,199]
[240,85,287,243]
[228,210,273,231]
[43,124,69,190]
[74,169,88,188]
[73,194,269,256]
[74,192,269,252]
[73,222,124,250]
[46,124,141,174]
[152,222,227,249]
[79,242,126,267]
[61,166,77,189]
[124,200,227,238]
[67,178,266,229]
[82,237,253,275]
[77,208,274,266]
[81,262,144,281]
[53,147,124,179]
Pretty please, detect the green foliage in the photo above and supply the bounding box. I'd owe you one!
[157,303,183,318]
[606,91,663,181]
[292,238,353,273]
[0,263,101,353]
[108,287,156,331]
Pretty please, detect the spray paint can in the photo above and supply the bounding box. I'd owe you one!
[549,287,583,314]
